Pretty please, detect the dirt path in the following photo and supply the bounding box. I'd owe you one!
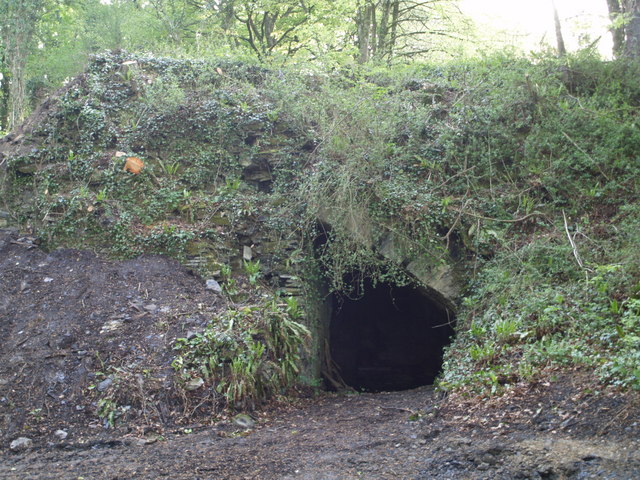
[2,388,432,479]
[3,384,640,479]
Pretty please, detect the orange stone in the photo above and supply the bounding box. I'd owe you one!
[124,156,144,174]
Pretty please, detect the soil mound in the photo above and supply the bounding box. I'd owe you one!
[0,228,223,445]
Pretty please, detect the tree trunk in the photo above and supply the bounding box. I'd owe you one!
[388,0,399,59]
[377,0,391,58]
[607,0,640,57]
[220,0,236,32]
[552,0,567,56]
[623,0,640,57]
[8,52,27,130]
[607,0,625,56]
[0,0,44,129]
[0,62,9,131]
[370,3,378,58]
[357,4,373,63]
[264,12,278,52]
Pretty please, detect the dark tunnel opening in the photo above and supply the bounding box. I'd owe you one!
[327,275,455,392]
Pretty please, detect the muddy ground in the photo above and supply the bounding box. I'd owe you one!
[1,228,639,479]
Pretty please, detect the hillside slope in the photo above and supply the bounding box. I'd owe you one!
[1,50,639,412]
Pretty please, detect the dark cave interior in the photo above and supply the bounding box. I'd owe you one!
[328,275,455,392]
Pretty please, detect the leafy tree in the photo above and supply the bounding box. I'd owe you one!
[147,0,213,46]
[233,0,315,58]
[81,0,161,52]
[31,2,87,82]
[0,0,48,128]
[82,0,129,50]
[607,0,640,57]
[222,0,458,62]
[354,0,457,63]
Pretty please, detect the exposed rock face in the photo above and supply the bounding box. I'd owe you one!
[320,210,462,308]
[405,261,460,308]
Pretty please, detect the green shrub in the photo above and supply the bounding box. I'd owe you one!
[172,296,310,410]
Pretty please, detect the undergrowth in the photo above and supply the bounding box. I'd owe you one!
[439,204,640,394]
[172,295,310,410]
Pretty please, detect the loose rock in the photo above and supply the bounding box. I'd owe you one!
[185,377,204,391]
[10,437,33,452]
[205,279,222,293]
[97,377,113,392]
[233,414,255,429]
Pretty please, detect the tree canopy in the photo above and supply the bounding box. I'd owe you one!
[0,0,637,131]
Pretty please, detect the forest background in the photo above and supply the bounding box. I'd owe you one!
[2,0,640,132]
